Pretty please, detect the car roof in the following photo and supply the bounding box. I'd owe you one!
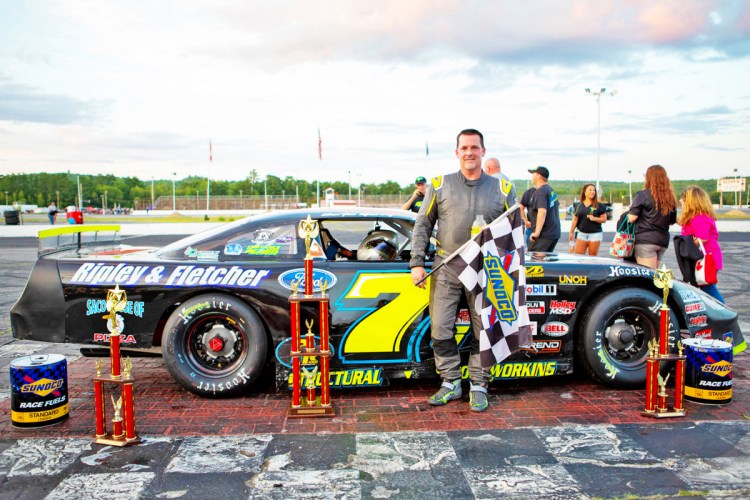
[249,207,417,224]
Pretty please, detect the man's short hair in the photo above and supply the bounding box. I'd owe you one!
[456,129,484,148]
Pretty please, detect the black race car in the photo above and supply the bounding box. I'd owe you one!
[11,208,744,397]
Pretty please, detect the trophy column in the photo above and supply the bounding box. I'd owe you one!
[642,265,687,419]
[287,215,335,418]
[92,285,142,446]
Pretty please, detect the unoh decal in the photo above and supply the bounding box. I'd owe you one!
[278,268,337,292]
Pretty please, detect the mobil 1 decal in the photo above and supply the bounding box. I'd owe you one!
[64,262,271,289]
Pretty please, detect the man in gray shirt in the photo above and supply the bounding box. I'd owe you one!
[483,157,517,210]
[410,129,509,412]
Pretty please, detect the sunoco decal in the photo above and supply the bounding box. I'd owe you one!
[278,268,337,292]
[20,378,64,397]
[70,263,270,288]
[541,322,568,337]
[483,254,517,324]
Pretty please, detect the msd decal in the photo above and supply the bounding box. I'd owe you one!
[549,300,576,315]
[685,302,706,314]
[541,322,569,337]
[527,301,545,315]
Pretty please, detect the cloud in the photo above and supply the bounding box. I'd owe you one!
[0,83,106,125]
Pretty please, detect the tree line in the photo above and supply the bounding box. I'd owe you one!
[0,171,733,208]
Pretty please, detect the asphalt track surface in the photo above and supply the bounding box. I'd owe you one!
[2,233,750,498]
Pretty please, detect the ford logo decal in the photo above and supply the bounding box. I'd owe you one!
[278,268,337,292]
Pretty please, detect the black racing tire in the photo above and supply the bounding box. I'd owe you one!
[162,294,268,397]
[577,287,678,389]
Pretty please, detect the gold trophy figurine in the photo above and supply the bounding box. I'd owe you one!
[111,395,123,420]
[301,365,319,389]
[304,319,315,352]
[95,360,102,378]
[298,215,320,259]
[123,357,133,380]
[104,284,128,329]
[320,279,328,297]
[290,278,300,297]
[653,265,674,307]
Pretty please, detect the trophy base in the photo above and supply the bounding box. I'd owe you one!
[287,398,335,418]
[641,409,687,419]
[93,434,141,447]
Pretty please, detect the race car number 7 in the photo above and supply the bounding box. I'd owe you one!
[336,272,430,356]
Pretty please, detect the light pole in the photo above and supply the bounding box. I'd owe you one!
[172,172,177,211]
[585,87,617,196]
[348,170,351,200]
[628,170,632,206]
[150,177,155,209]
[56,191,60,208]
[5,191,9,205]
[734,168,739,207]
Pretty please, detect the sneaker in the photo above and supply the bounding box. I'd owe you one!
[469,383,489,412]
[428,379,462,406]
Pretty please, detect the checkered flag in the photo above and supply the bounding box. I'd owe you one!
[445,206,532,368]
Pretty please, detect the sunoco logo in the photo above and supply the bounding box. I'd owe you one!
[483,254,517,324]
[278,268,337,292]
[701,360,732,377]
[21,378,64,397]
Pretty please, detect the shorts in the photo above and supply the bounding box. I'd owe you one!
[575,231,603,242]
[634,243,666,261]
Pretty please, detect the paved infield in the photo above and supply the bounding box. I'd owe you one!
[1,234,750,498]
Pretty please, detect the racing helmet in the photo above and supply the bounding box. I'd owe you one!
[357,230,398,261]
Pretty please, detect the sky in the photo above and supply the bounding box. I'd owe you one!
[0,1,749,187]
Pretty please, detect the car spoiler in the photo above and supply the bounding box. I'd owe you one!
[37,225,121,257]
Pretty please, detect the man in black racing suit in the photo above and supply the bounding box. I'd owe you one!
[410,129,510,412]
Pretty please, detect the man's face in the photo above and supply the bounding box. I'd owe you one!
[415,182,427,194]
[455,134,485,172]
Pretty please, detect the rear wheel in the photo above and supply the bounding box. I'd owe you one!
[577,288,677,388]
[162,294,267,397]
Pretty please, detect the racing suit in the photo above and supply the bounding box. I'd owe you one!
[410,171,510,384]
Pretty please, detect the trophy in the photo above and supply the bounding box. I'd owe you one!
[304,319,316,352]
[298,215,319,295]
[642,265,686,418]
[93,286,141,445]
[301,366,319,406]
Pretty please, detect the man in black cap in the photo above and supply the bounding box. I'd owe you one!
[401,176,428,212]
[527,166,560,252]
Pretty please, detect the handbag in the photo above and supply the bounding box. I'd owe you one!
[694,239,718,286]
[609,218,635,258]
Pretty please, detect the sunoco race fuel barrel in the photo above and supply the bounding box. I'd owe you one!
[683,338,733,405]
[10,354,69,427]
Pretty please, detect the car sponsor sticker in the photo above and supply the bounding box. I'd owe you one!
[526,284,556,296]
[489,361,557,379]
[527,301,545,315]
[695,328,712,339]
[484,254,518,325]
[86,299,145,318]
[525,265,544,278]
[224,243,243,256]
[521,340,561,353]
[278,268,337,292]
[689,315,708,327]
[184,247,220,261]
[549,300,576,315]
[94,333,136,344]
[244,244,282,256]
[541,321,568,337]
[529,321,538,337]
[685,302,706,314]
[455,309,471,325]
[608,266,653,278]
[69,263,271,289]
[723,332,734,344]
[559,274,587,285]
[678,290,701,302]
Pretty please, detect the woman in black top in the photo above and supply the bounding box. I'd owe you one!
[627,165,677,269]
[569,183,607,255]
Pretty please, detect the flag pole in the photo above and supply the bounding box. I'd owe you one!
[207,140,212,213]
[415,203,520,286]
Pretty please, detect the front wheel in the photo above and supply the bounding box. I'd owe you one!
[577,288,678,388]
[162,294,268,397]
